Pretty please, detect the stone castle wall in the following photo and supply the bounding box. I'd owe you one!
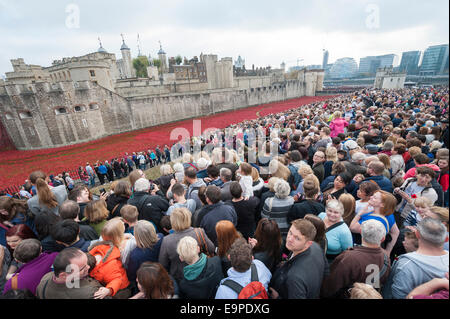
[0,71,323,150]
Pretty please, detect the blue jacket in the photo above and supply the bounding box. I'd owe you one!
[98,165,107,174]
[69,238,91,252]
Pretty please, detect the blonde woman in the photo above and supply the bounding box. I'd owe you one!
[324,147,338,179]
[127,220,164,286]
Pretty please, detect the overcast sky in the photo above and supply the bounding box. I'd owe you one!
[0,0,448,76]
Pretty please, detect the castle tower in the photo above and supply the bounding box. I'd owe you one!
[120,34,135,78]
[97,37,107,53]
[158,41,167,74]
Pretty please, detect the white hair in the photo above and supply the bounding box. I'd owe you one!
[197,157,209,170]
[173,162,184,173]
[352,152,366,162]
[160,164,173,176]
[361,219,386,245]
[176,236,199,264]
[274,180,291,199]
[326,199,344,216]
[134,178,150,192]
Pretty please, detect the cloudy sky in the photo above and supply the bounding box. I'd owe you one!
[0,0,448,76]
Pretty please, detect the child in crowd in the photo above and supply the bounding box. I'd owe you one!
[120,205,139,236]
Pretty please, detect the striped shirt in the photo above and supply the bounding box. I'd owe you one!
[261,196,294,239]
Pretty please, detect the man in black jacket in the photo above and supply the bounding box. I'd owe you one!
[127,178,169,233]
[269,219,329,299]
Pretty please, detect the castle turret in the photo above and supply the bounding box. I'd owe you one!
[120,34,135,78]
[158,41,167,74]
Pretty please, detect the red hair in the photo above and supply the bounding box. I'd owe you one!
[216,220,241,258]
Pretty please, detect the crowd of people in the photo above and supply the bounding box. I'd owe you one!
[0,86,448,300]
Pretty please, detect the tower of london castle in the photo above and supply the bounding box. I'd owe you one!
[0,38,324,150]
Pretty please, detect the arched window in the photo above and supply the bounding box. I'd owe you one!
[19,111,32,119]
[55,107,67,115]
[74,105,86,112]
[89,103,99,110]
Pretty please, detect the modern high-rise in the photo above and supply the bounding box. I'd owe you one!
[322,50,329,69]
[358,54,397,75]
[328,57,358,79]
[399,51,421,75]
[419,44,449,76]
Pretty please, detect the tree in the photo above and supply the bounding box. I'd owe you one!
[175,55,182,65]
[133,56,149,78]
[152,58,161,68]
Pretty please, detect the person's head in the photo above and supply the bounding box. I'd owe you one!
[407,146,422,160]
[53,247,90,281]
[333,111,342,119]
[298,165,314,179]
[286,219,316,255]
[134,178,151,193]
[184,167,198,184]
[349,283,383,299]
[171,183,186,201]
[377,153,391,170]
[368,191,397,216]
[288,150,302,163]
[326,147,338,163]
[101,217,125,248]
[367,161,385,176]
[205,185,222,204]
[333,172,352,190]
[274,179,291,199]
[206,164,220,179]
[220,167,232,182]
[424,206,449,231]
[250,167,260,183]
[325,199,344,223]
[331,162,346,176]
[392,144,406,155]
[303,214,326,245]
[252,218,282,260]
[437,157,449,172]
[51,220,80,247]
[351,152,366,164]
[84,199,109,223]
[0,196,28,223]
[129,169,145,188]
[403,230,419,253]
[13,238,42,264]
[357,181,381,200]
[120,204,139,225]
[414,154,430,166]
[229,181,243,199]
[413,196,433,219]
[361,219,386,246]
[68,186,90,203]
[136,262,174,299]
[320,126,331,137]
[34,211,61,241]
[159,164,173,176]
[239,162,252,176]
[415,217,448,249]
[415,166,435,186]
[134,220,159,249]
[228,238,253,273]
[313,151,326,164]
[59,200,81,220]
[176,236,200,264]
[339,193,356,224]
[216,220,241,258]
[33,173,58,209]
[169,207,192,232]
[113,181,132,198]
[302,177,320,199]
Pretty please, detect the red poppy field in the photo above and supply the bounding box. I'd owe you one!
[0,95,335,191]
